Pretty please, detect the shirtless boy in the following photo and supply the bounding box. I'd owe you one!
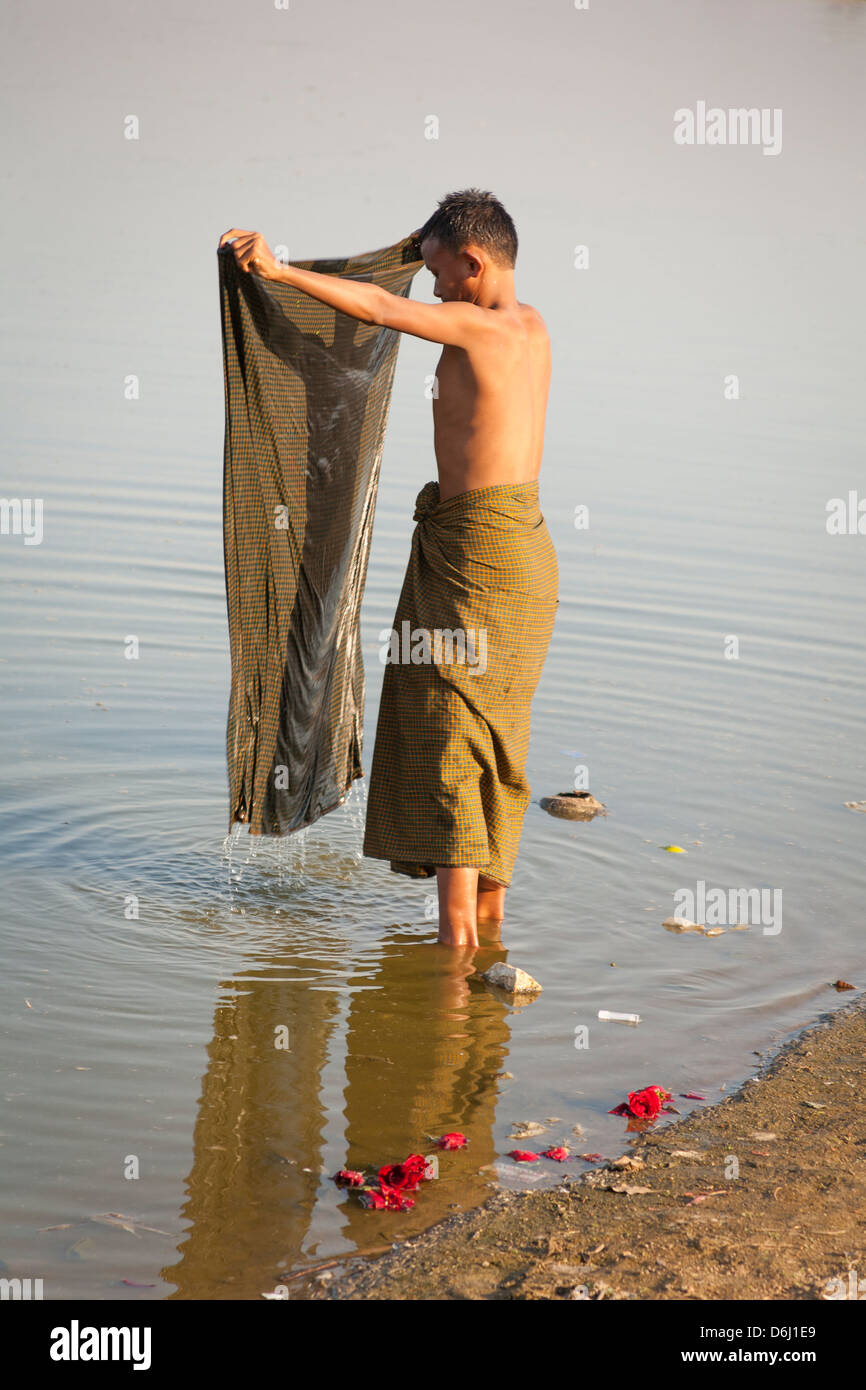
[219,189,556,948]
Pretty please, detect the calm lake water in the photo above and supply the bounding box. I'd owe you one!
[2,0,865,1299]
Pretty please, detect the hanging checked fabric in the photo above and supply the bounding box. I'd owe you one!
[218,233,424,835]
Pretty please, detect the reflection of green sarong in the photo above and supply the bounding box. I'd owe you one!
[363,479,558,887]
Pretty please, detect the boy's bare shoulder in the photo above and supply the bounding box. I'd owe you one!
[517,301,549,338]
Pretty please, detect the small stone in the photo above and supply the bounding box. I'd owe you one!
[509,1120,548,1139]
[479,962,542,995]
[539,791,607,821]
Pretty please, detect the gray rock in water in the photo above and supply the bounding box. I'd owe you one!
[662,916,703,933]
[539,791,607,821]
[479,962,543,995]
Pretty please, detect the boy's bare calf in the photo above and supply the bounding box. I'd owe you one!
[436,867,505,946]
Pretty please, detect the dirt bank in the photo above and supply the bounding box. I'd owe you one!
[310,996,866,1300]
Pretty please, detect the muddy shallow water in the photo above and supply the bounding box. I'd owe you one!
[311,998,866,1302]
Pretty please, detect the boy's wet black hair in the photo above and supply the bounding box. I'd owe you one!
[417,188,518,268]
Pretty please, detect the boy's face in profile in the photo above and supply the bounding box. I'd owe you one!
[421,235,477,302]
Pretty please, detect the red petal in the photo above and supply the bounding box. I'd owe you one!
[628,1088,662,1118]
[379,1183,415,1211]
[377,1163,408,1189]
[399,1154,430,1189]
[333,1169,365,1186]
[358,1187,388,1209]
[436,1132,468,1150]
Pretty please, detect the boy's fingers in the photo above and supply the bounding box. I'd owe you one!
[224,236,256,268]
[218,228,252,247]
[219,229,270,274]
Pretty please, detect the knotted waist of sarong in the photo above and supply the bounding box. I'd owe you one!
[362,477,559,888]
[408,477,557,605]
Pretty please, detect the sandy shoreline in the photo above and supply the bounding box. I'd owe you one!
[306,995,865,1300]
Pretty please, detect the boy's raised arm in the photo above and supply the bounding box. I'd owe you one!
[218,227,484,348]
